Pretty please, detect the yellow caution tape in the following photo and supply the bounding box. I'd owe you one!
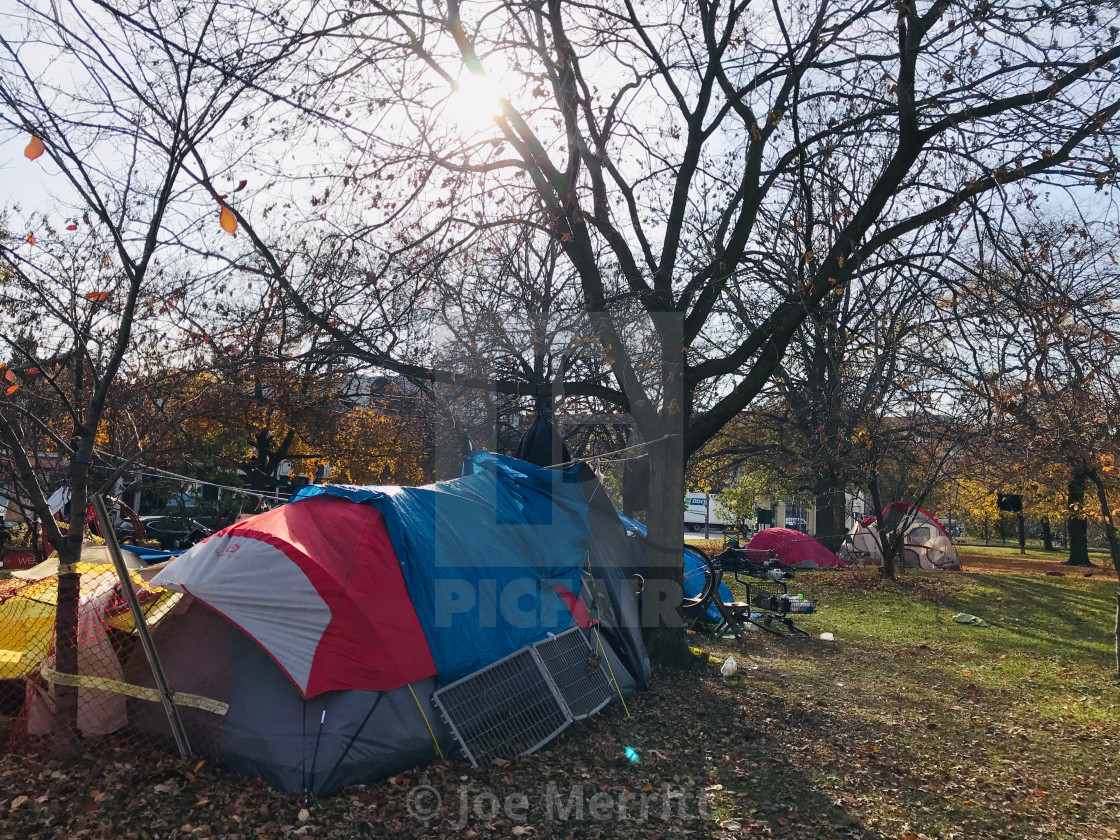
[40,666,228,716]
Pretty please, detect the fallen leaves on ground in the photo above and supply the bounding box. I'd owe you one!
[1,566,1117,839]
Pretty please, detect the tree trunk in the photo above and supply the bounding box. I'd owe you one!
[52,531,84,755]
[1040,517,1054,552]
[869,476,896,580]
[1115,592,1120,680]
[643,432,693,667]
[813,475,845,552]
[1066,471,1094,566]
[1087,470,1120,581]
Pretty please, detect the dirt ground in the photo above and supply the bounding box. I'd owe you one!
[958,550,1118,579]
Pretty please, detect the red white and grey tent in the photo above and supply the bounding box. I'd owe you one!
[745,527,849,570]
[839,503,961,571]
[96,453,647,795]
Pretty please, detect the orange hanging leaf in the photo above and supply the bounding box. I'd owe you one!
[84,291,110,302]
[24,136,44,160]
[26,234,35,246]
[66,223,78,231]
[27,368,39,375]
[4,369,16,383]
[101,255,111,263]
[219,205,237,235]
[5,384,18,396]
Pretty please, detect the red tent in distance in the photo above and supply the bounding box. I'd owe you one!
[746,527,850,570]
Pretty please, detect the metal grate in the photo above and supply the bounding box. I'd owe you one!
[533,627,614,720]
[432,647,572,767]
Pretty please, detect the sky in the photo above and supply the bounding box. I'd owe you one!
[1,131,56,220]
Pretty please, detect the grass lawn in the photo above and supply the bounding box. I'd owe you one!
[0,559,1117,839]
[693,561,1120,839]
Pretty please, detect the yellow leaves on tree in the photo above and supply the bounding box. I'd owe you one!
[94,419,113,448]
[300,405,426,487]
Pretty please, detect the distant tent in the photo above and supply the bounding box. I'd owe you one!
[746,528,849,570]
[840,503,960,571]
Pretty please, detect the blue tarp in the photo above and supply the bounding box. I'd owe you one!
[617,513,732,622]
[127,546,185,564]
[291,452,589,684]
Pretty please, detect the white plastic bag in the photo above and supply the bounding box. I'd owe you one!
[720,655,738,677]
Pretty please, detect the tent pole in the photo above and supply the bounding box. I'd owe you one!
[92,494,192,758]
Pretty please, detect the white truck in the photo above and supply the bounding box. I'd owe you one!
[683,492,734,532]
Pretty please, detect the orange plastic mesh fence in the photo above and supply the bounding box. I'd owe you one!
[1,564,223,761]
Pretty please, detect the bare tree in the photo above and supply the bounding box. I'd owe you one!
[0,0,303,747]
[706,250,965,551]
[234,0,1120,660]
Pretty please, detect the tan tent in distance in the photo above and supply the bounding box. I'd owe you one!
[839,503,961,571]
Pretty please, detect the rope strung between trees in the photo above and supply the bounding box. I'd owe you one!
[545,433,680,470]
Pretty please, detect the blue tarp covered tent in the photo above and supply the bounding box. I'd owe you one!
[127,545,184,565]
[290,451,592,683]
[126,452,647,795]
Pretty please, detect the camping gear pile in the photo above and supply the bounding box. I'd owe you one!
[1,453,648,795]
[720,548,812,636]
[676,546,811,637]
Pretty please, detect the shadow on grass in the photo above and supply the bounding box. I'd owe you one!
[947,574,1117,663]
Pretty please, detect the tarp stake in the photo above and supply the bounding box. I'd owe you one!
[92,495,191,758]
